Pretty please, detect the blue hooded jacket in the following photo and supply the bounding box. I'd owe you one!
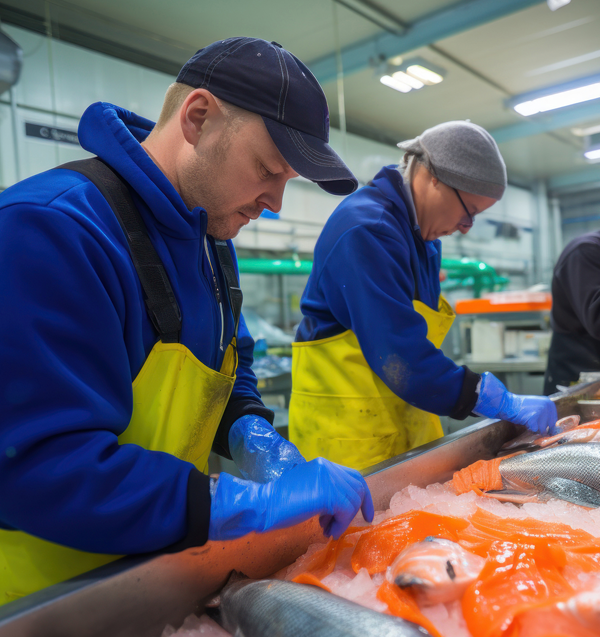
[296,166,479,418]
[0,102,272,554]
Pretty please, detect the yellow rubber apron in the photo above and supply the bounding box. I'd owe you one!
[0,158,242,605]
[289,296,455,472]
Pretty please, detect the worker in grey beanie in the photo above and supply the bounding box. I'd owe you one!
[288,120,557,472]
[398,120,507,200]
[397,120,507,241]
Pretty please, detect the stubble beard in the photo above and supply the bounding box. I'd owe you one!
[178,128,243,240]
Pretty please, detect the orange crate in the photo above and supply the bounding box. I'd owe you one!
[455,292,552,315]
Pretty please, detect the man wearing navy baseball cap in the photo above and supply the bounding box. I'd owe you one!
[0,37,371,603]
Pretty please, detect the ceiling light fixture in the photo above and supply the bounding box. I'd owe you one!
[584,148,600,161]
[571,123,600,137]
[514,82,600,116]
[391,71,424,89]
[583,132,600,162]
[378,57,446,95]
[508,72,600,117]
[406,65,444,85]
[547,0,571,10]
[380,74,412,93]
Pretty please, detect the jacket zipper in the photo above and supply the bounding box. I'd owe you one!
[204,236,225,352]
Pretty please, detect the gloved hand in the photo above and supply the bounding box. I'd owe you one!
[208,457,375,542]
[474,371,558,435]
[229,414,305,483]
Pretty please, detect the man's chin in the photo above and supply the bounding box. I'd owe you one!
[207,225,243,241]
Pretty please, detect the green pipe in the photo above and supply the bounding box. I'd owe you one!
[237,258,313,275]
[237,257,509,297]
[238,257,498,276]
[440,257,497,276]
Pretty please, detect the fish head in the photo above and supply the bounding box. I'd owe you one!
[387,538,485,606]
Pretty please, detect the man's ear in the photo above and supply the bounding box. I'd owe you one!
[180,89,223,145]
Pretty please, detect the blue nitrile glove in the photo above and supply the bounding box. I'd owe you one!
[208,457,375,542]
[229,414,306,483]
[474,371,558,435]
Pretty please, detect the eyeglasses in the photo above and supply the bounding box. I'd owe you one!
[452,188,474,227]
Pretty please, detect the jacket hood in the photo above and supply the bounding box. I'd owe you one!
[78,102,201,239]
[370,165,439,257]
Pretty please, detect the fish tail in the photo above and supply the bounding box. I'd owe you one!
[452,458,504,494]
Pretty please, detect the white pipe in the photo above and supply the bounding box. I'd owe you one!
[332,1,348,161]
[533,180,552,284]
[550,197,563,263]
[9,86,21,183]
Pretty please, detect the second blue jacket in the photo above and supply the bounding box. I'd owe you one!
[296,166,478,418]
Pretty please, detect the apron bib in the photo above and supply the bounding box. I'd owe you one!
[0,159,241,605]
[289,296,454,472]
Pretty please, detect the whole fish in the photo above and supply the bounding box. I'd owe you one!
[454,443,600,507]
[535,426,600,448]
[498,414,580,455]
[217,577,432,637]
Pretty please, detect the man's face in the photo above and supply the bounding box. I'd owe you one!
[178,114,298,240]
[412,168,497,242]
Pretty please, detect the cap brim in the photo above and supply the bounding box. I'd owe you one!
[262,116,358,196]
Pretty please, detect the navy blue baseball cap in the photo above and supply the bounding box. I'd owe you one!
[176,37,358,196]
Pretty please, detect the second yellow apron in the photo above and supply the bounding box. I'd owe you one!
[289,296,455,472]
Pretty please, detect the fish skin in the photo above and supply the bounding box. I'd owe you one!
[218,578,432,637]
[496,443,600,507]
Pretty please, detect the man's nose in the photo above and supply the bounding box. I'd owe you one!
[259,180,288,214]
[458,224,471,235]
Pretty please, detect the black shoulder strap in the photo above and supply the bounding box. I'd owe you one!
[412,261,421,302]
[214,239,243,338]
[56,157,182,343]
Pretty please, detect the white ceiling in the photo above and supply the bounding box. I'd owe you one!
[3,0,600,186]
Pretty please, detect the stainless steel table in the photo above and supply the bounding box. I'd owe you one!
[1,380,598,637]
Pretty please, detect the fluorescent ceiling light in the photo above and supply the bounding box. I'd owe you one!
[392,71,424,89]
[406,65,444,85]
[380,75,412,93]
[584,148,600,160]
[514,82,600,116]
[547,0,571,10]
[572,123,600,137]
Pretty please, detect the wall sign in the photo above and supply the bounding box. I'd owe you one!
[25,123,79,146]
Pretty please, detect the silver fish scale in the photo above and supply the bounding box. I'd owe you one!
[220,579,431,637]
[499,443,600,501]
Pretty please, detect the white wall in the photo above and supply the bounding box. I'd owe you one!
[2,23,537,289]
[1,24,171,186]
[440,183,536,279]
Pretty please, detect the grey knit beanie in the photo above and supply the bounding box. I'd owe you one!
[397,121,507,200]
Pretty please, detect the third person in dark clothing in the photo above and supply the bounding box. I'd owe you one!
[544,230,600,394]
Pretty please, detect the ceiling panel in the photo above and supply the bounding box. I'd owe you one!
[496,131,588,180]
[2,0,600,183]
[6,0,382,63]
[436,0,600,95]
[353,0,460,26]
